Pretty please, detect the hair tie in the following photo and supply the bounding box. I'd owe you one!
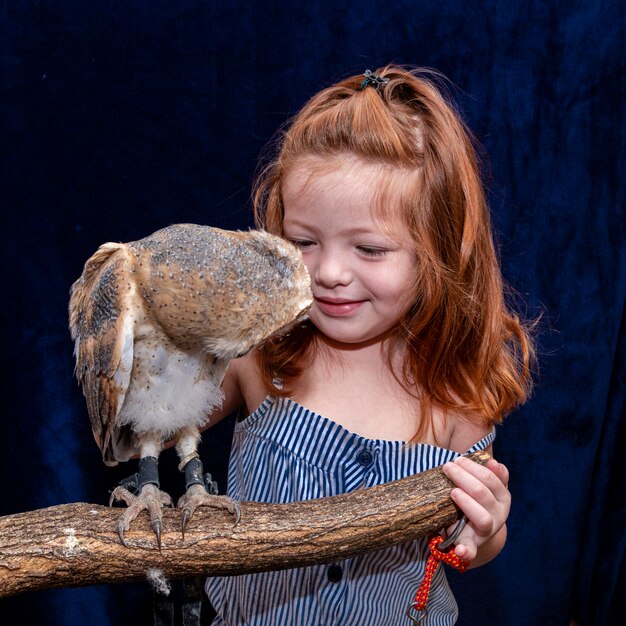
[360,69,389,91]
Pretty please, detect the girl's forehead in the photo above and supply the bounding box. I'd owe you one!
[285,154,385,187]
[285,156,410,199]
[283,155,415,229]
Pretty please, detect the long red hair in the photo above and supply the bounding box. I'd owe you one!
[253,65,534,438]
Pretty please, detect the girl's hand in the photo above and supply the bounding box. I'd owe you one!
[441,456,511,563]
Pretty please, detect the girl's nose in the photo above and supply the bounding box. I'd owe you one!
[314,249,352,287]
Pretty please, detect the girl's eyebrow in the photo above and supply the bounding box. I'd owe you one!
[286,225,397,243]
[284,218,381,237]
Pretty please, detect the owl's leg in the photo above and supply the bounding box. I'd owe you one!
[175,427,241,538]
[109,435,173,549]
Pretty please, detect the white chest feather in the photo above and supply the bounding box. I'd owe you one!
[117,333,228,439]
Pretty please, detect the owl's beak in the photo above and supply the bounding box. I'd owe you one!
[295,302,312,323]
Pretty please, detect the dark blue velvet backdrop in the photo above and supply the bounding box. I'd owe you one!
[1,1,624,625]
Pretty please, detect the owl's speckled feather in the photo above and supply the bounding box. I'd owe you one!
[69,224,312,466]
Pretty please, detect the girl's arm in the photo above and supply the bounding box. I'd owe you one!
[199,350,267,432]
[206,360,246,428]
[441,448,511,568]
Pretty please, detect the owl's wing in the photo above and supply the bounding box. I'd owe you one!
[69,242,137,466]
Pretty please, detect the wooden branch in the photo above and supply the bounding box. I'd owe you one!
[0,451,489,597]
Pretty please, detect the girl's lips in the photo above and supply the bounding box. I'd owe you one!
[314,297,365,316]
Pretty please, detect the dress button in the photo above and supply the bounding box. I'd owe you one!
[357,450,373,466]
[327,564,343,583]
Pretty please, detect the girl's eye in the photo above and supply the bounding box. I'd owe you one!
[358,246,388,257]
[289,239,315,249]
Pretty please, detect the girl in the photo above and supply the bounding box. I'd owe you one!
[203,66,533,625]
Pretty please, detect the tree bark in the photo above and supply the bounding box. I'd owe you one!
[0,451,489,597]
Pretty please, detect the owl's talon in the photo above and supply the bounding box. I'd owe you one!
[230,501,241,526]
[181,507,192,540]
[152,519,162,551]
[118,521,128,548]
[109,485,134,508]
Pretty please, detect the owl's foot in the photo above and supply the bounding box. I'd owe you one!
[109,457,173,549]
[177,457,240,538]
[177,483,240,538]
[110,483,173,549]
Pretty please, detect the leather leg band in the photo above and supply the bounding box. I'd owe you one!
[138,456,160,488]
[183,457,205,490]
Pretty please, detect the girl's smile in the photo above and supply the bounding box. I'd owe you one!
[314,296,366,316]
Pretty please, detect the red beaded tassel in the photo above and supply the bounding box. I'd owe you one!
[410,535,471,614]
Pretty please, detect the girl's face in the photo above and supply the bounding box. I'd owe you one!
[282,157,418,348]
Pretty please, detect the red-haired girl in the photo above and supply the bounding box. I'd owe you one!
[204,66,534,625]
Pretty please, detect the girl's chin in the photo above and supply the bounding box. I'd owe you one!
[312,319,398,349]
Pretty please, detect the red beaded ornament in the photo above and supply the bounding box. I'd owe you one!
[407,535,471,623]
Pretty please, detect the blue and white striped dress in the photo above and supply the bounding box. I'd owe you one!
[205,395,495,625]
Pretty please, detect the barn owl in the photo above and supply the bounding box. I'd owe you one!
[69,224,312,547]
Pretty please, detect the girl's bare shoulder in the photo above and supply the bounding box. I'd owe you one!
[447,413,494,454]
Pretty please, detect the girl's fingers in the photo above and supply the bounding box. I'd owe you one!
[439,456,512,562]
[442,456,511,548]
[442,456,510,505]
[449,488,495,535]
[485,458,510,487]
[452,540,476,561]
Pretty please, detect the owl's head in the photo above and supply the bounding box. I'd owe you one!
[200,228,312,360]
